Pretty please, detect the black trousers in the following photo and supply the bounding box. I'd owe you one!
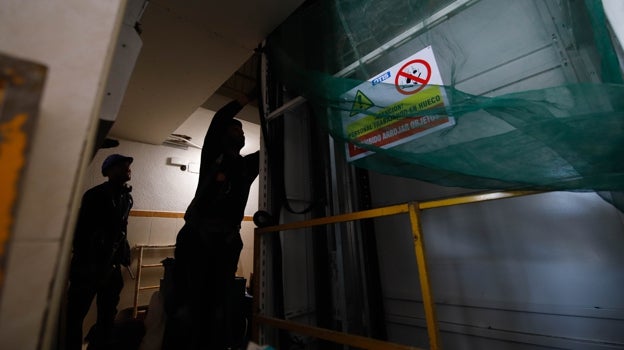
[65,265,123,350]
[166,223,243,350]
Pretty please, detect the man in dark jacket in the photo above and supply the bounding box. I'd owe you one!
[65,154,134,350]
[170,92,259,349]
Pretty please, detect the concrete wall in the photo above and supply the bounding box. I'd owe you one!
[0,1,128,349]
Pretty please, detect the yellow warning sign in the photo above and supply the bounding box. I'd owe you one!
[346,85,445,137]
[350,90,374,116]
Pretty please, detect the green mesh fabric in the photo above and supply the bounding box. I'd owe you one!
[266,0,624,194]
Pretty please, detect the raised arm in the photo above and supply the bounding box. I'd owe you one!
[198,91,255,183]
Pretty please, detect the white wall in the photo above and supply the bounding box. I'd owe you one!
[0,1,127,349]
[603,0,624,47]
[85,107,260,214]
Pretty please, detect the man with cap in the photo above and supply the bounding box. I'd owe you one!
[166,92,259,349]
[65,154,134,350]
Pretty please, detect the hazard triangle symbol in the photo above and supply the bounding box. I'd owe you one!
[350,90,374,116]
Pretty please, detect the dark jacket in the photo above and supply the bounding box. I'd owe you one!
[184,100,260,229]
[71,181,133,278]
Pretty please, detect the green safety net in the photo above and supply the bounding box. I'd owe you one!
[266,0,624,205]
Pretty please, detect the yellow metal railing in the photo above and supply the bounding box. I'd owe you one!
[252,190,538,349]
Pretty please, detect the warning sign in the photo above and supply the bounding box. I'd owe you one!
[395,59,431,95]
[350,90,374,116]
[340,46,454,161]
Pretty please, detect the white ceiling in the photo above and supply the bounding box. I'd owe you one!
[109,0,304,144]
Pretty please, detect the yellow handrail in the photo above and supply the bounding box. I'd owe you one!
[252,190,540,349]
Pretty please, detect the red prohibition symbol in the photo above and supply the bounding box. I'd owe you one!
[394,59,432,95]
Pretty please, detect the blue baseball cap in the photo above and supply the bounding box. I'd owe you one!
[101,154,133,176]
